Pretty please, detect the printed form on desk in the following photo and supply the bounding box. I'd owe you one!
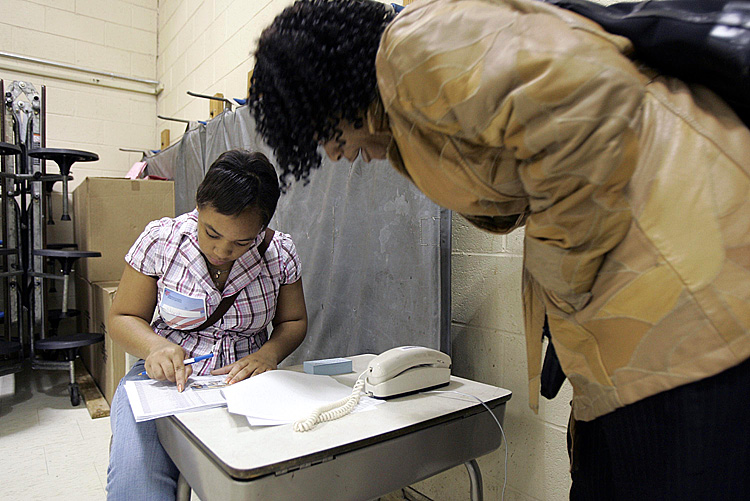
[125,375,228,422]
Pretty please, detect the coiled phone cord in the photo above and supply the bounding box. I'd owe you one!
[293,373,367,432]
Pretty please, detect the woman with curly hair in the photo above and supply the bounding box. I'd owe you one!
[250,0,750,498]
[250,0,395,187]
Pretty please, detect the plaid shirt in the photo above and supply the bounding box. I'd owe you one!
[125,209,302,374]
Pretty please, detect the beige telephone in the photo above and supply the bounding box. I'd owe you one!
[293,346,452,432]
[364,346,451,399]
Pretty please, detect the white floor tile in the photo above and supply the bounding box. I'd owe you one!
[0,363,111,500]
[0,445,47,481]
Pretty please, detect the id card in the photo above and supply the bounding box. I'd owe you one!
[160,287,207,330]
[188,375,229,391]
[190,381,229,390]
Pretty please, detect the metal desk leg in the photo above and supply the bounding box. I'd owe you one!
[176,473,192,501]
[465,459,483,501]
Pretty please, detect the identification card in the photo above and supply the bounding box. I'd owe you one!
[160,287,207,330]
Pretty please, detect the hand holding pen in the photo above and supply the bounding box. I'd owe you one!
[139,353,215,391]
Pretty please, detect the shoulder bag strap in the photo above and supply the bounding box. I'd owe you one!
[187,228,275,332]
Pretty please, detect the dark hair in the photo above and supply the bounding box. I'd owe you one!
[249,0,395,189]
[196,150,280,226]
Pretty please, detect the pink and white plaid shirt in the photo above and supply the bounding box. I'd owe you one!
[125,209,302,374]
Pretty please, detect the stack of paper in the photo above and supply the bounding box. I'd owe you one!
[222,370,381,426]
[125,375,228,422]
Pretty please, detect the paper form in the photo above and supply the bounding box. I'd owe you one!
[125,375,228,422]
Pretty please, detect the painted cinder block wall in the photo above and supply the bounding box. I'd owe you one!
[0,0,159,190]
[411,217,573,500]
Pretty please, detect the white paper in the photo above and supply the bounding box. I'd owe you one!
[246,416,290,426]
[125,375,228,422]
[222,370,382,425]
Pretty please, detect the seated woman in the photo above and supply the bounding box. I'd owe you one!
[106,149,307,500]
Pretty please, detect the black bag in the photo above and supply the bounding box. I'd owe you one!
[546,0,750,127]
[540,315,567,399]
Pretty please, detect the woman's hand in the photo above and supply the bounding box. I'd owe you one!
[211,351,278,384]
[144,342,193,391]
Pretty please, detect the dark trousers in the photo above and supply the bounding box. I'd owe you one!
[570,357,750,501]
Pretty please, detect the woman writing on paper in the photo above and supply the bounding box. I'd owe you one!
[106,149,308,499]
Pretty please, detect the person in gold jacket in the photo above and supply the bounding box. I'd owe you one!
[249,0,750,497]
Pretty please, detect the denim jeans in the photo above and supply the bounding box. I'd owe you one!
[107,360,180,500]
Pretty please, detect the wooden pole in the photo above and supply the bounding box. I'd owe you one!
[210,92,224,119]
[160,129,170,150]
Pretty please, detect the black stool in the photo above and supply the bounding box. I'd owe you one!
[39,173,72,225]
[32,249,103,406]
[0,141,21,157]
[27,148,98,221]
[44,243,78,293]
[35,333,103,406]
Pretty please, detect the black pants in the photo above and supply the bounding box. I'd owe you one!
[570,357,750,501]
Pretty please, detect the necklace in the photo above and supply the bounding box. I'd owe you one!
[206,261,232,283]
[209,267,227,281]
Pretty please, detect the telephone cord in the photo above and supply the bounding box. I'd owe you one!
[293,375,366,432]
[428,390,508,501]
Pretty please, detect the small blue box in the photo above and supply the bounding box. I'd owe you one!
[303,357,353,375]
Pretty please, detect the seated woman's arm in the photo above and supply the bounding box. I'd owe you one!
[108,263,192,390]
[212,278,308,384]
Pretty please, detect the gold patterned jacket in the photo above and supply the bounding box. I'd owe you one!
[372,0,750,421]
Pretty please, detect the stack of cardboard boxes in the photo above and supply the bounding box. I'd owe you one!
[74,177,174,404]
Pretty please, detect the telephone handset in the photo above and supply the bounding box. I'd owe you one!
[364,346,451,399]
[293,346,452,432]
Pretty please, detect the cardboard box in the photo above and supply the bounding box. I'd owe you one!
[73,177,174,283]
[77,278,128,405]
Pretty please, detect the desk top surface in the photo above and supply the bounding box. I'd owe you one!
[162,354,512,479]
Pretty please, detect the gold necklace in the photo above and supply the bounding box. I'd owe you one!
[209,267,227,281]
[206,260,231,283]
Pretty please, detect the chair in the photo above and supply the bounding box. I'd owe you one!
[32,249,104,406]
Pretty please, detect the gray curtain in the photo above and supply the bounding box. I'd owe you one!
[172,125,206,216]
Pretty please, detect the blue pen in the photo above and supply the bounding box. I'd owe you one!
[139,353,214,376]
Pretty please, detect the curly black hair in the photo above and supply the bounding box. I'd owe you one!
[249,0,396,189]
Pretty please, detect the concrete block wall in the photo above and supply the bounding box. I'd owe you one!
[409,214,574,500]
[156,0,295,147]
[0,0,159,190]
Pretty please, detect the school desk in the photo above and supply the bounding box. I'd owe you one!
[156,354,512,501]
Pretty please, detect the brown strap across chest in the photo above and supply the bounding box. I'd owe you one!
[187,228,275,332]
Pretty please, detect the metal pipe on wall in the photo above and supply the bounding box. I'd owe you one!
[0,51,162,96]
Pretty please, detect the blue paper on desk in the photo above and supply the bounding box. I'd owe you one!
[222,370,380,426]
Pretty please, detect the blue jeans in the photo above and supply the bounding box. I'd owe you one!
[107,360,180,500]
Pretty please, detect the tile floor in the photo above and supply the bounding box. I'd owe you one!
[0,362,112,500]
